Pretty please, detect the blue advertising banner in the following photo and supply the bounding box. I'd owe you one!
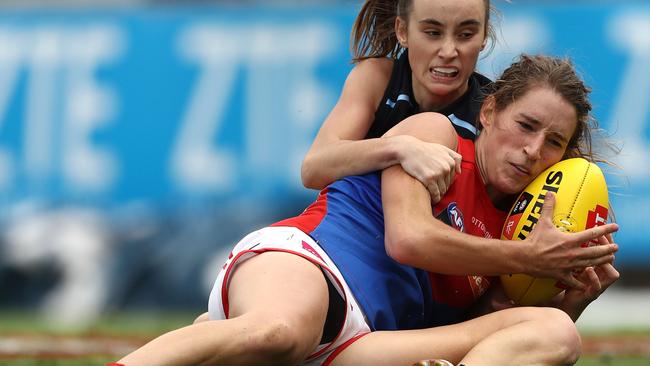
[0,2,647,272]
[0,6,355,205]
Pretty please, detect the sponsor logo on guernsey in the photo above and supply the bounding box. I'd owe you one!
[447,202,465,232]
[471,216,493,239]
[468,275,490,298]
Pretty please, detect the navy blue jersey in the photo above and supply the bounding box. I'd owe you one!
[365,50,492,140]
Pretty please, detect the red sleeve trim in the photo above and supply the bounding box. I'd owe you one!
[271,187,328,233]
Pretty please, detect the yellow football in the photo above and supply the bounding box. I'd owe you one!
[500,158,609,306]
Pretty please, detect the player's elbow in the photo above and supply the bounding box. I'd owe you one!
[301,156,327,190]
[385,226,421,266]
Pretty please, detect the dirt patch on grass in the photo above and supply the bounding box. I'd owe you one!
[582,335,650,358]
[0,334,145,359]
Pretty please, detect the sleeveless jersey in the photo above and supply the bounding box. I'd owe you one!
[365,50,492,140]
[273,137,507,331]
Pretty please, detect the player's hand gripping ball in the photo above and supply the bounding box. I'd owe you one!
[500,158,609,306]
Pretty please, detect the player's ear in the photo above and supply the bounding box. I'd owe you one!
[395,16,408,48]
[479,95,496,130]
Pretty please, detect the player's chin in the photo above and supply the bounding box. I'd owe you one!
[497,179,527,196]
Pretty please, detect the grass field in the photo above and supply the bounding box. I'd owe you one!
[0,310,648,365]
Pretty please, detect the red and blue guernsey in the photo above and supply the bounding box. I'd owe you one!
[273,137,507,331]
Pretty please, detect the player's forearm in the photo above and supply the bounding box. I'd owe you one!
[382,163,527,276]
[301,136,404,189]
[389,216,527,276]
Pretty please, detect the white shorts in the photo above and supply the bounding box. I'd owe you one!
[208,226,371,365]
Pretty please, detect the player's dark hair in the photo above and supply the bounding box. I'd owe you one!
[350,0,496,62]
[488,54,608,164]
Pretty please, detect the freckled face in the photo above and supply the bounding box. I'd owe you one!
[477,87,578,198]
[396,0,487,110]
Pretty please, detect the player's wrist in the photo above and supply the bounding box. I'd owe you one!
[389,134,414,165]
[502,239,529,274]
[558,298,585,322]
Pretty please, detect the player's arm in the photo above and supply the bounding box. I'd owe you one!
[301,58,396,189]
[301,59,460,201]
[381,113,522,276]
[381,114,619,287]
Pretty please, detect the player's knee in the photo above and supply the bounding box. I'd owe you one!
[542,308,582,364]
[193,312,209,324]
[249,318,318,364]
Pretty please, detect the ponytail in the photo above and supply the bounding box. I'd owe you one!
[351,0,407,63]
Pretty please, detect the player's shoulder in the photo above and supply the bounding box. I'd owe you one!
[344,57,394,106]
[385,112,458,147]
[394,112,456,133]
[355,57,394,74]
[349,57,393,85]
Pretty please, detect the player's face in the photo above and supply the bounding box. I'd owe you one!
[396,0,486,110]
[477,86,578,199]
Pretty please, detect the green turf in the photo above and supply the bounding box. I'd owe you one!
[1,310,649,365]
[577,357,650,366]
[0,310,195,366]
[0,309,195,336]
[0,359,111,366]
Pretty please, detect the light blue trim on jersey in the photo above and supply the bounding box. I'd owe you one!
[449,113,478,136]
[386,93,412,109]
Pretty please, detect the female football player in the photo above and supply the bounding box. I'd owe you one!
[301,0,496,202]
[111,54,619,366]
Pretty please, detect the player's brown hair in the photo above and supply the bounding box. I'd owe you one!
[488,54,607,163]
[350,0,496,62]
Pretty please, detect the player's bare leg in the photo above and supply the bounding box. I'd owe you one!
[331,307,580,366]
[193,312,209,324]
[460,308,580,365]
[117,251,329,366]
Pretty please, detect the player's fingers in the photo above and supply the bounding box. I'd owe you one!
[594,234,609,246]
[582,253,616,268]
[436,177,449,198]
[539,191,556,221]
[451,151,462,175]
[571,223,619,245]
[442,161,453,189]
[561,271,586,290]
[584,267,601,292]
[595,262,620,284]
[428,182,441,204]
[574,245,617,265]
